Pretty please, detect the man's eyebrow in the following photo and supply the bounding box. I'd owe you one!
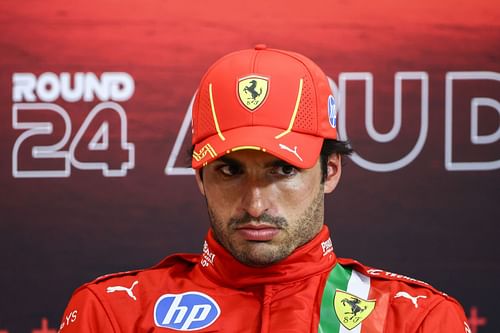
[217,156,242,165]
[265,159,302,170]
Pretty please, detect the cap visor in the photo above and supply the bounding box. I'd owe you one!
[192,126,323,169]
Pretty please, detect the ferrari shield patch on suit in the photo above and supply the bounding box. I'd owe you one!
[333,290,376,330]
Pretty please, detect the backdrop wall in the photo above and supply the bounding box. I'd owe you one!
[0,1,499,332]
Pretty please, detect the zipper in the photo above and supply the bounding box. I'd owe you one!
[260,285,274,333]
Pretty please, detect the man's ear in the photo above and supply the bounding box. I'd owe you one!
[324,154,342,194]
[195,169,206,196]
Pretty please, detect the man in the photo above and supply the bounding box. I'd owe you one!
[59,45,468,332]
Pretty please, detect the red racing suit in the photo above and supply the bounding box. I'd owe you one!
[59,226,468,332]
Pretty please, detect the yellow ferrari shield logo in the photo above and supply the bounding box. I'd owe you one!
[334,290,376,330]
[237,75,269,111]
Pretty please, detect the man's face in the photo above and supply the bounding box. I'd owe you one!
[195,150,340,267]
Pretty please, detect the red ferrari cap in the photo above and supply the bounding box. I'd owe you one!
[191,45,337,169]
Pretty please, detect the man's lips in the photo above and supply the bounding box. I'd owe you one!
[235,224,280,241]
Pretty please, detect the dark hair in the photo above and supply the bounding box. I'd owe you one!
[189,138,353,182]
[319,139,353,183]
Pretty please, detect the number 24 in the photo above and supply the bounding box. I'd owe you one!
[12,102,135,178]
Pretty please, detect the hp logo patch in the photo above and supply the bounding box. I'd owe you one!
[154,291,220,331]
[327,95,337,128]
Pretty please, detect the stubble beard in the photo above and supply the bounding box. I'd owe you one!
[207,185,325,267]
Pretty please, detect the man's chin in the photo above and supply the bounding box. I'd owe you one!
[231,242,291,267]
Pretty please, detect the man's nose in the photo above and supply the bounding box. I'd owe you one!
[240,183,273,218]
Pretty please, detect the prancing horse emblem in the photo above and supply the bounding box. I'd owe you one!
[238,75,269,111]
[333,290,376,330]
[342,297,367,320]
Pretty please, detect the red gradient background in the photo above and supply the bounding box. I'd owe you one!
[0,1,499,332]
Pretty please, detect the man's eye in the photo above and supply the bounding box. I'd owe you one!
[272,165,297,176]
[219,164,242,176]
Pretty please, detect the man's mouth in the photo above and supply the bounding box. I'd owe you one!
[235,224,281,241]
